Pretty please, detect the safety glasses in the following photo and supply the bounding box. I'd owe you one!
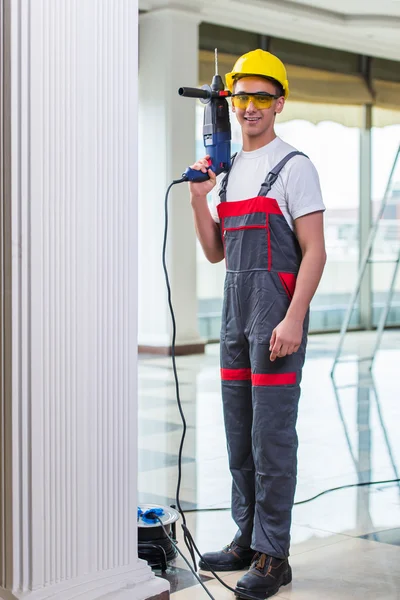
[231,92,280,110]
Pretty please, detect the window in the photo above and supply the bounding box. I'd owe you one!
[276,118,361,331]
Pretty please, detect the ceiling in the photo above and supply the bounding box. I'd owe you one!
[284,0,400,17]
[138,0,400,61]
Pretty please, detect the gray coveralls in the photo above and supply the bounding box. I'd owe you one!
[217,151,309,560]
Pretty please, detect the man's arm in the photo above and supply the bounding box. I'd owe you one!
[189,155,225,264]
[191,195,225,263]
[269,211,326,361]
[286,211,327,322]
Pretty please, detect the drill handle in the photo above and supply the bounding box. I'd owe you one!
[178,87,210,100]
[182,167,211,182]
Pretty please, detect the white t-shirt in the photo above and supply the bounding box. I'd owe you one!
[209,137,325,231]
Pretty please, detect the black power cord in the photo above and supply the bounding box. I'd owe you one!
[161,181,288,600]
[182,477,400,511]
[162,180,400,597]
[162,178,198,573]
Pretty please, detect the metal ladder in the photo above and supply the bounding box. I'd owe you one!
[331,144,400,377]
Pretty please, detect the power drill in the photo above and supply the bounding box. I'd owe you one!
[179,49,232,183]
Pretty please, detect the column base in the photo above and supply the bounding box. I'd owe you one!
[138,342,205,356]
[99,573,170,600]
[0,561,169,600]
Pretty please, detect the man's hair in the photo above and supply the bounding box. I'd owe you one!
[233,75,284,97]
[265,77,284,98]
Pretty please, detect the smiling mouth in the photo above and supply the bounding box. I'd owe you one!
[244,117,261,122]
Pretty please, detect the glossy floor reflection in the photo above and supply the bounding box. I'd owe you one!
[138,330,400,599]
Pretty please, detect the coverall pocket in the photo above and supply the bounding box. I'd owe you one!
[220,285,247,366]
[252,333,300,375]
[267,272,292,300]
[277,272,297,300]
[268,214,302,271]
[223,227,269,271]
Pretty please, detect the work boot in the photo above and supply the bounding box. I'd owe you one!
[235,553,292,599]
[198,541,255,572]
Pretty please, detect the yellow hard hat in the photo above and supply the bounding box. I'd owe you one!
[225,49,289,99]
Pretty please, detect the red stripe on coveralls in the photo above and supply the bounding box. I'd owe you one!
[266,213,272,271]
[217,196,283,218]
[221,217,228,268]
[221,368,252,381]
[252,373,296,386]
[223,225,266,231]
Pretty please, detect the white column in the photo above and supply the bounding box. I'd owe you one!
[0,1,168,599]
[138,7,205,354]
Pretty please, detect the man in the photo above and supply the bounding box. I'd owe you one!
[189,49,326,599]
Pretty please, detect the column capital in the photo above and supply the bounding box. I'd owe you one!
[139,1,202,24]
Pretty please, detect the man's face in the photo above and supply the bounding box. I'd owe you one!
[232,77,285,138]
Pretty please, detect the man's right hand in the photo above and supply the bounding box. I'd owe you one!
[188,155,217,200]
[189,154,224,264]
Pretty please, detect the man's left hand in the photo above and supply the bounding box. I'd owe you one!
[269,316,303,362]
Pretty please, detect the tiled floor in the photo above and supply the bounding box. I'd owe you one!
[138,330,400,599]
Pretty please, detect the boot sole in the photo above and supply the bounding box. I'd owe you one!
[199,559,253,572]
[234,566,292,599]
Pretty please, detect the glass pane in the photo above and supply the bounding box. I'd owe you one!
[371,123,400,327]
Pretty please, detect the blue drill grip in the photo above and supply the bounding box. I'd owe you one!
[183,134,231,182]
[183,166,211,182]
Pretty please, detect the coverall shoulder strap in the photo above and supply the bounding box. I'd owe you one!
[218,153,238,203]
[259,151,308,197]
